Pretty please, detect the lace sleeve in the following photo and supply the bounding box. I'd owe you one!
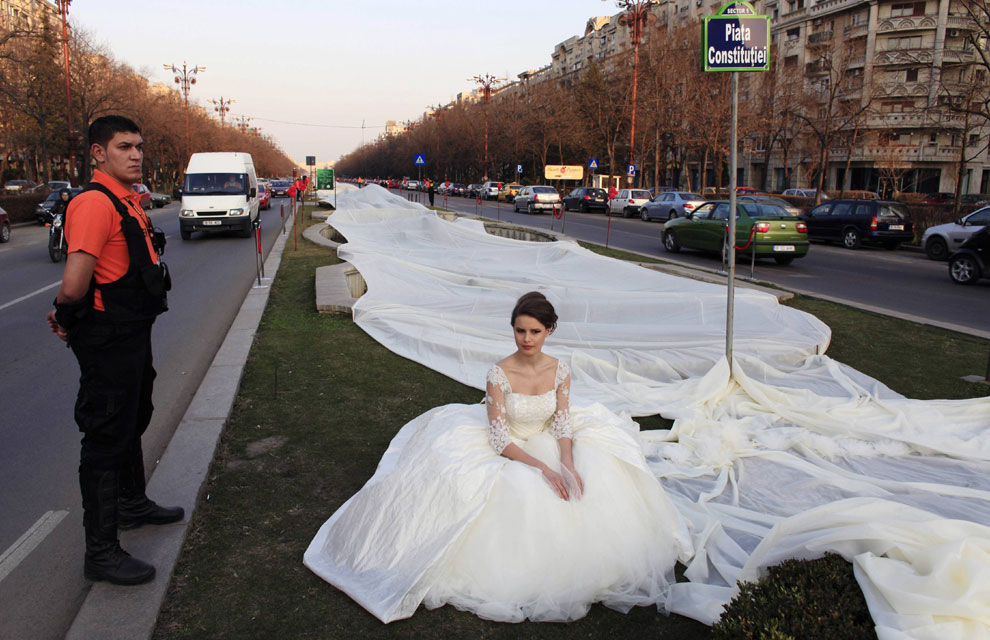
[486,365,512,454]
[550,361,573,440]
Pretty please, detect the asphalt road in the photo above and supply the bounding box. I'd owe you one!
[422,191,990,336]
[0,196,294,640]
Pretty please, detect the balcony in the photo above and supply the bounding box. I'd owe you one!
[808,0,863,18]
[943,48,977,64]
[945,15,981,31]
[874,80,930,98]
[843,24,868,39]
[877,15,939,33]
[875,48,934,65]
[807,30,833,46]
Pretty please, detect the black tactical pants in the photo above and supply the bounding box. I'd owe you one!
[70,318,156,475]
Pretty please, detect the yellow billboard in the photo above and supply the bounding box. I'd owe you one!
[543,165,584,180]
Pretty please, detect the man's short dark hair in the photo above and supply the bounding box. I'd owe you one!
[88,115,141,149]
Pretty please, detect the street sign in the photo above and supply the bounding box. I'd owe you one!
[306,155,315,166]
[414,154,426,165]
[703,1,770,72]
[544,165,584,180]
[626,164,637,177]
[516,164,523,174]
[588,158,599,170]
[317,168,335,190]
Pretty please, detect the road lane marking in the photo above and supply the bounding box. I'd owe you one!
[0,510,68,583]
[0,281,61,312]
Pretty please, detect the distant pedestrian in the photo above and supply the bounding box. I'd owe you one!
[428,180,435,207]
[47,115,181,586]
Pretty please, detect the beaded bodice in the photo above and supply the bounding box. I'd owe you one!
[485,360,572,454]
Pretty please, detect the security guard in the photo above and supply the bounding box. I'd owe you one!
[46,115,181,586]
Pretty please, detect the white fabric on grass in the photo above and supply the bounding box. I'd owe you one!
[306,184,990,637]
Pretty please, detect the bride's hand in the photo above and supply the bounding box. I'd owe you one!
[541,467,569,500]
[561,464,584,498]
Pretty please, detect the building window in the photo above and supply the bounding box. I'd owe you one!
[906,68,918,82]
[969,133,981,146]
[784,55,798,68]
[887,36,922,50]
[786,27,800,40]
[890,2,926,17]
[929,133,938,143]
[851,11,868,26]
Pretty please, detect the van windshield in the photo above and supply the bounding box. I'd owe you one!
[184,173,248,195]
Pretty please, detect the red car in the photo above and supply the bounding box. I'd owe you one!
[258,183,271,210]
[131,183,152,210]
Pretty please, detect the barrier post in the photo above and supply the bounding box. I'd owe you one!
[280,202,286,235]
[292,195,297,251]
[252,218,267,289]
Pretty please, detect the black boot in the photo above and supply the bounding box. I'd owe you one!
[80,467,156,585]
[118,448,184,530]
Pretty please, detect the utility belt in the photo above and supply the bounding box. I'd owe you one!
[54,182,171,330]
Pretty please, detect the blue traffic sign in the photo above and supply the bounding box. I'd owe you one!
[703,2,770,72]
[414,154,426,165]
[626,164,637,177]
[516,164,523,174]
[588,158,599,170]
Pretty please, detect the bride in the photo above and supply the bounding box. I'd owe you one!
[304,291,693,623]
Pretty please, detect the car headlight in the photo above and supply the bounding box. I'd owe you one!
[229,208,244,216]
[180,209,195,217]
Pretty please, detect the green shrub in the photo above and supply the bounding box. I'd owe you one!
[712,554,874,640]
[0,192,47,223]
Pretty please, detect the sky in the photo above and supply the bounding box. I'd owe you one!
[73,0,625,167]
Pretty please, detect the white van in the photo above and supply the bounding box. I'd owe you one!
[178,152,259,240]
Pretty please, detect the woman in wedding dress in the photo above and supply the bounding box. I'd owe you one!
[304,292,693,623]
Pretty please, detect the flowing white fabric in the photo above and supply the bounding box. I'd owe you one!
[306,185,990,636]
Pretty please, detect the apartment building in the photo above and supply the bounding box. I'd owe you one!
[495,0,989,195]
[0,0,57,31]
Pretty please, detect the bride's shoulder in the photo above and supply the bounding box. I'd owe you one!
[551,358,570,386]
[487,361,511,390]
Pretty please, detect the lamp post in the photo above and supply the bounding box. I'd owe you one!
[163,61,206,160]
[614,0,657,188]
[470,74,504,181]
[209,96,234,128]
[55,0,75,181]
[233,115,252,134]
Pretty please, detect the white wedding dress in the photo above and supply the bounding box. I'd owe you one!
[304,359,693,623]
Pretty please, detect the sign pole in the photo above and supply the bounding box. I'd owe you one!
[726,71,738,372]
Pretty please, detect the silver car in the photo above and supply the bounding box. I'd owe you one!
[513,185,560,214]
[922,206,990,261]
[640,191,704,221]
[738,195,803,218]
[782,188,829,199]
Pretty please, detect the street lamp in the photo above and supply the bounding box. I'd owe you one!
[209,96,234,128]
[613,0,658,188]
[232,115,252,134]
[55,0,75,181]
[469,73,505,181]
[163,61,206,160]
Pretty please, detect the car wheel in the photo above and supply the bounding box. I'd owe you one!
[773,255,795,265]
[640,208,648,221]
[0,221,9,243]
[842,228,861,249]
[949,254,981,284]
[925,236,948,261]
[180,229,191,241]
[513,201,520,213]
[580,202,589,213]
[528,203,536,215]
[663,230,680,253]
[668,210,676,221]
[622,206,632,218]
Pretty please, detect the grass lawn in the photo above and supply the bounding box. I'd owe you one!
[153,212,986,639]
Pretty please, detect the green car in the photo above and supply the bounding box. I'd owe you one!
[662,200,809,265]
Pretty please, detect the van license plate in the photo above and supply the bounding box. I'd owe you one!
[889,224,903,230]
[203,220,221,226]
[772,245,795,252]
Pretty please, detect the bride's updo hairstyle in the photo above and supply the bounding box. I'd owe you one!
[511,291,558,333]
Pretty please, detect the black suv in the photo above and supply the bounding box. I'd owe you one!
[948,225,989,285]
[562,187,608,213]
[804,199,914,249]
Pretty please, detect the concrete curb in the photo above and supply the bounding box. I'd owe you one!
[64,215,294,640]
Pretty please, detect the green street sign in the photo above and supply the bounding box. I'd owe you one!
[317,168,335,190]
[703,1,771,72]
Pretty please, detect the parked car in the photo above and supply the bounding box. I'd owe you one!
[43,180,72,192]
[481,181,502,200]
[513,185,560,214]
[562,187,608,213]
[662,200,810,265]
[783,188,828,199]
[640,191,704,221]
[804,199,914,249]
[735,186,762,195]
[738,195,803,218]
[498,184,523,202]
[270,180,291,197]
[609,189,652,218]
[960,193,990,206]
[947,225,990,285]
[467,184,484,199]
[923,192,956,204]
[0,205,9,243]
[3,179,36,194]
[448,183,467,197]
[131,183,152,210]
[921,206,990,260]
[150,191,171,208]
[405,180,421,191]
[35,187,82,224]
[257,182,271,210]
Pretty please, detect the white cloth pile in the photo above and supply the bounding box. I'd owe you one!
[321,184,990,639]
